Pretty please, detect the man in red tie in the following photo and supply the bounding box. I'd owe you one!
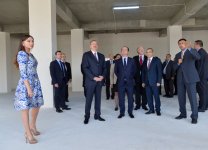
[133,46,148,111]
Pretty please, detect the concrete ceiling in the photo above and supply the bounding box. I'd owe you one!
[0,0,208,34]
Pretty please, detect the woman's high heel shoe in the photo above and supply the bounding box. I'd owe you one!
[25,134,38,144]
[31,128,41,136]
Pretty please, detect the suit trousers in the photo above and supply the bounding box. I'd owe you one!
[145,85,161,112]
[54,84,66,110]
[85,81,102,118]
[164,78,174,96]
[118,82,134,115]
[134,84,147,107]
[197,80,208,110]
[177,75,198,119]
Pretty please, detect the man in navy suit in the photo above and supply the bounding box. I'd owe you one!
[194,40,208,112]
[142,48,162,116]
[174,38,200,124]
[81,40,106,124]
[50,51,70,113]
[114,46,136,119]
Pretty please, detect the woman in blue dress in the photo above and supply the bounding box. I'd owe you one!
[14,35,44,144]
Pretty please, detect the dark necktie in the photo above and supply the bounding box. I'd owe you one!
[139,56,143,65]
[60,62,66,77]
[124,58,127,67]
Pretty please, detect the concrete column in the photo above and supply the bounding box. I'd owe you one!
[71,29,84,92]
[167,25,182,57]
[0,32,11,93]
[29,0,57,108]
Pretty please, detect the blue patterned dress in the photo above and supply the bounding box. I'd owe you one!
[14,51,44,110]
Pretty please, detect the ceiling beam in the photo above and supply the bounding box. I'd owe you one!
[56,0,80,28]
[3,24,29,34]
[171,0,208,25]
[82,20,170,31]
[3,18,208,34]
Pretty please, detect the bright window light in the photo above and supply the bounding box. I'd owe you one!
[113,6,139,10]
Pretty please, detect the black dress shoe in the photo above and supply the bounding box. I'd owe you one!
[56,109,63,113]
[84,117,89,124]
[142,106,148,110]
[129,113,134,118]
[62,107,71,110]
[191,118,197,124]
[66,99,69,102]
[145,111,155,115]
[156,112,161,116]
[163,95,168,97]
[134,106,140,110]
[118,114,125,118]
[175,115,187,119]
[115,107,118,111]
[94,116,105,121]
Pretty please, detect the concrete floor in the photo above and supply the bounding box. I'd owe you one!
[0,90,208,150]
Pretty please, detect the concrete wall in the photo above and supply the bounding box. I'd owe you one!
[9,30,208,90]
[0,32,12,93]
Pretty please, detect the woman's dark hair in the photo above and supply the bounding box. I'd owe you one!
[14,35,34,68]
[114,54,121,59]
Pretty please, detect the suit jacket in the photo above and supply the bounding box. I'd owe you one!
[114,57,136,86]
[162,60,175,79]
[173,48,200,83]
[196,48,208,80]
[65,62,72,82]
[142,57,162,86]
[81,51,106,85]
[50,60,66,86]
[133,55,147,84]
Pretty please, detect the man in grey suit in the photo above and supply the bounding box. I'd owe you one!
[174,38,200,124]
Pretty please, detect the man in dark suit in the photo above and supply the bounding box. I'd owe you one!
[61,53,72,102]
[105,54,114,100]
[174,38,200,124]
[114,46,136,119]
[162,54,175,98]
[194,40,208,112]
[50,51,71,113]
[81,40,106,124]
[142,48,162,116]
[133,46,148,110]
